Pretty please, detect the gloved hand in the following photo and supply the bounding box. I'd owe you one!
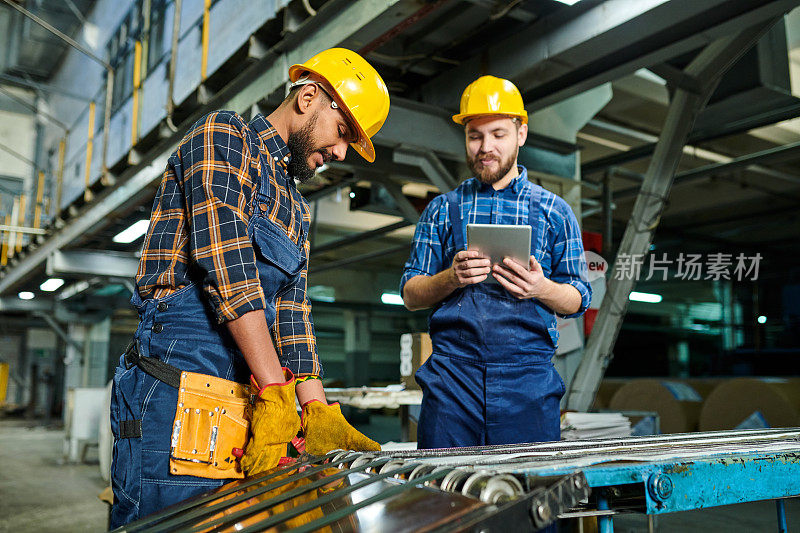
[239,369,301,476]
[301,400,381,456]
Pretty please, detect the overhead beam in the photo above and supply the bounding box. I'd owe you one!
[311,220,411,256]
[422,0,800,113]
[613,138,800,200]
[0,0,405,294]
[393,146,458,192]
[46,249,140,279]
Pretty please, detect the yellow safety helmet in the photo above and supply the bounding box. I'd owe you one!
[289,48,390,163]
[452,75,528,125]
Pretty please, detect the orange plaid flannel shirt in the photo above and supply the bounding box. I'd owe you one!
[136,111,321,376]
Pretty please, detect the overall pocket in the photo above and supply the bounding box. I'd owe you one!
[250,217,304,301]
[170,371,250,479]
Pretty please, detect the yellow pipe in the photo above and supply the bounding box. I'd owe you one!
[201,0,211,81]
[84,101,96,202]
[1,215,9,266]
[8,197,19,258]
[131,40,142,146]
[56,137,66,215]
[15,195,25,253]
[34,171,45,229]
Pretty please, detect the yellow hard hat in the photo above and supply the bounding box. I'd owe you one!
[289,48,390,163]
[452,75,528,125]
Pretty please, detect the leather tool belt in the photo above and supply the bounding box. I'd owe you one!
[124,341,250,479]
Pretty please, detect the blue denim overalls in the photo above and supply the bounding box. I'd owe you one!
[416,186,565,448]
[109,186,307,527]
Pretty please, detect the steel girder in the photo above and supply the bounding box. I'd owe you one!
[421,0,800,114]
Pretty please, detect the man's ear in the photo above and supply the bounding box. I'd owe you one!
[295,84,319,115]
[517,122,528,147]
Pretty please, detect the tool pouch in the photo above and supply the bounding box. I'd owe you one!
[169,370,251,479]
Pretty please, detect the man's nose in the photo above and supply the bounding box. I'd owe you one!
[331,140,348,161]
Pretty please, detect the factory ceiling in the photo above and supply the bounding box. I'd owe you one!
[1,0,800,302]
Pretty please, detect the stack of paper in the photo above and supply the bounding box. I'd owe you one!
[561,412,631,440]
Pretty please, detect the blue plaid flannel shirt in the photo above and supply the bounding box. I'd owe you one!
[400,166,592,347]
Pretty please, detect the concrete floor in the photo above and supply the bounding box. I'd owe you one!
[0,419,108,532]
[1,416,797,532]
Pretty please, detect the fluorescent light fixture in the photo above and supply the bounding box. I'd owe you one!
[381,292,404,306]
[18,291,34,300]
[58,280,92,300]
[629,291,662,304]
[113,219,150,244]
[757,315,767,324]
[40,278,65,292]
[553,0,583,5]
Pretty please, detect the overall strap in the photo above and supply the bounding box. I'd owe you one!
[445,190,465,251]
[528,184,543,258]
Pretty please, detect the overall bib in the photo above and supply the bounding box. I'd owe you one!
[109,183,307,527]
[416,186,565,449]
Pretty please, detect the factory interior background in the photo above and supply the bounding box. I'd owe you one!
[1,0,800,531]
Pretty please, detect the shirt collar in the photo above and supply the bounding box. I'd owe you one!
[250,114,292,166]
[477,165,528,194]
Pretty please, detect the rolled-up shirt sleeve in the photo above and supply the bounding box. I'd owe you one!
[273,217,322,378]
[548,199,592,318]
[400,196,449,297]
[179,111,266,323]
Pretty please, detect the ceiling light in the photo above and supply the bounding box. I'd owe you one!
[553,0,583,5]
[113,219,150,244]
[18,291,34,300]
[40,278,65,292]
[757,315,767,324]
[381,292,404,306]
[629,291,662,304]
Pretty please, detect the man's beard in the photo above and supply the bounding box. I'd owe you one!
[467,145,518,186]
[287,112,331,183]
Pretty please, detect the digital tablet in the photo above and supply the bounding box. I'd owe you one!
[466,224,532,283]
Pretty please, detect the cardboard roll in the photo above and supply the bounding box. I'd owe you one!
[609,379,704,433]
[592,379,629,410]
[698,377,800,431]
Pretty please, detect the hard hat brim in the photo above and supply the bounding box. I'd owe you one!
[289,63,377,163]
[452,112,528,125]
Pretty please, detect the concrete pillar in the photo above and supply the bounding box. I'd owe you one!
[84,317,111,388]
[343,310,370,388]
[25,328,57,417]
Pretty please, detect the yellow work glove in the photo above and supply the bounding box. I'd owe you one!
[239,369,301,476]
[301,400,381,456]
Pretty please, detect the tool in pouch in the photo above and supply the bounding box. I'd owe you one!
[124,340,251,479]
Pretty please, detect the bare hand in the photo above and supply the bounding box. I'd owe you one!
[492,255,550,299]
[451,250,491,287]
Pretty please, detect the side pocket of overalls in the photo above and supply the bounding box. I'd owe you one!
[110,364,144,517]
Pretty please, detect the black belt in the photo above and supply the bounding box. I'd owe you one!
[118,340,184,439]
[124,339,182,389]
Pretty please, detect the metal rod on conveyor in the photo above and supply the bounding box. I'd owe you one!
[284,469,453,533]
[376,428,800,460]
[122,454,325,532]
[175,456,401,533]
[227,462,444,533]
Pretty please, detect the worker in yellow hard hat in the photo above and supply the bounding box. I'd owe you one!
[110,48,388,527]
[401,76,592,450]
